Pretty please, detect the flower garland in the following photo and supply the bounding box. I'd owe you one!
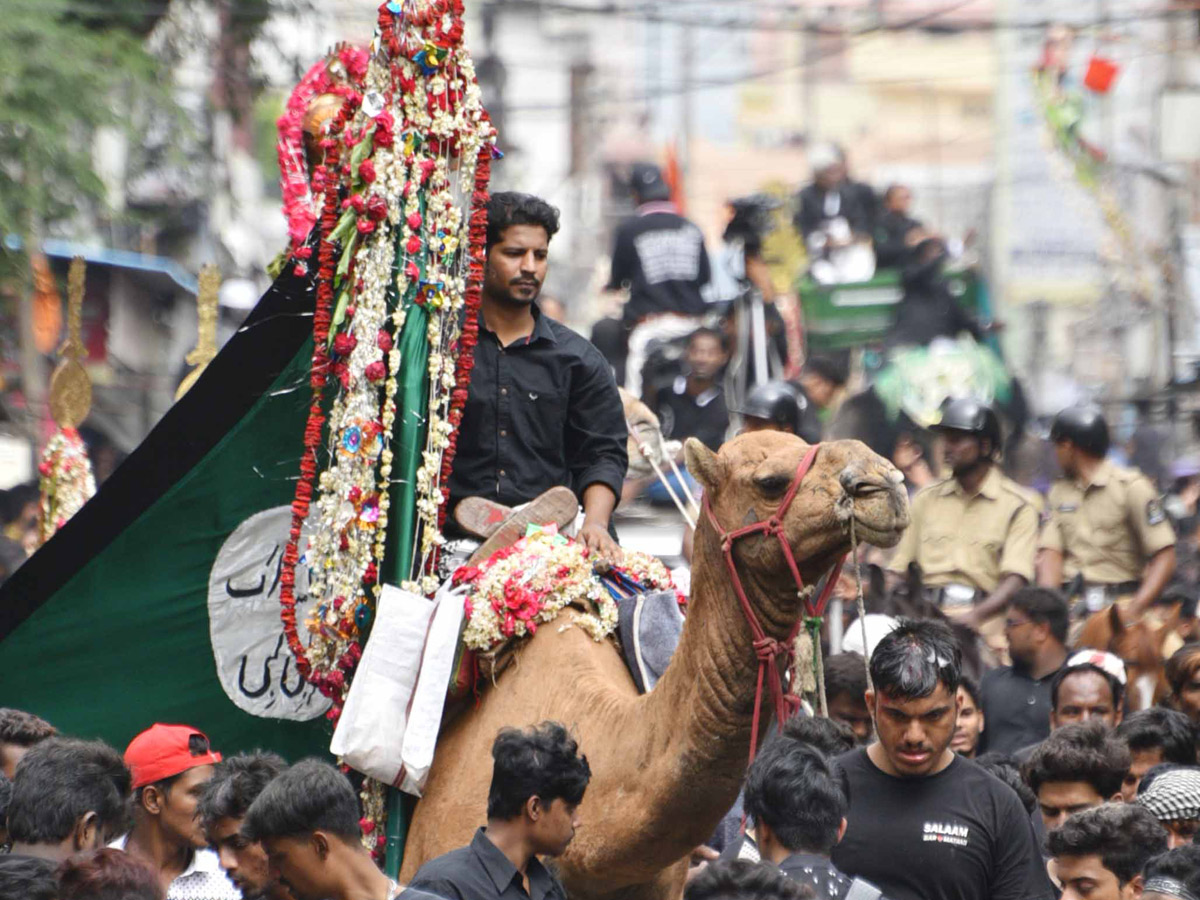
[277,44,370,272]
[278,0,496,716]
[36,427,96,545]
[454,532,681,652]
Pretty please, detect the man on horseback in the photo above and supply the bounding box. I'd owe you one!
[886,397,1039,655]
[1038,405,1176,624]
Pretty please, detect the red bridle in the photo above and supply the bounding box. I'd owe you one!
[701,443,847,764]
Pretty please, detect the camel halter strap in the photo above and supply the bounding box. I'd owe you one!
[701,443,847,765]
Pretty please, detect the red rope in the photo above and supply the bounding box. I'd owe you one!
[702,443,847,764]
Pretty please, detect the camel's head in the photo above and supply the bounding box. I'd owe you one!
[686,432,909,588]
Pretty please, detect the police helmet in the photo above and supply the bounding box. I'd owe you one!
[933,396,1002,457]
[1050,405,1110,458]
[738,381,821,443]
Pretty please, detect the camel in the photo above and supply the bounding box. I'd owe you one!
[400,431,909,899]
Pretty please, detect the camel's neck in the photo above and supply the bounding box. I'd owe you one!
[621,519,808,873]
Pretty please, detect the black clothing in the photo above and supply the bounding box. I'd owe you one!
[654,377,729,451]
[978,662,1062,756]
[780,852,885,900]
[448,306,627,517]
[832,749,1054,900]
[608,205,711,324]
[873,210,923,269]
[888,255,982,347]
[795,184,872,239]
[409,827,568,900]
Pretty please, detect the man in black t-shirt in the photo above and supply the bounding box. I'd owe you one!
[609,163,711,396]
[652,327,729,452]
[831,619,1053,900]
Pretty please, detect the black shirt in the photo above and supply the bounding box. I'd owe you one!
[448,306,627,517]
[979,663,1062,756]
[780,852,886,900]
[409,827,568,900]
[831,749,1054,900]
[653,376,729,451]
[873,210,923,269]
[608,204,711,323]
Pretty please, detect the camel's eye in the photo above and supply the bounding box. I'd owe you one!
[753,473,790,497]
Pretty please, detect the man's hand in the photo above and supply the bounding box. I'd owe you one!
[686,846,720,885]
[580,520,622,565]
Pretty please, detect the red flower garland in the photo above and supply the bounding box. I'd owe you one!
[279,97,359,699]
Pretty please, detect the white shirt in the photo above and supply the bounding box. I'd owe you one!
[109,834,242,900]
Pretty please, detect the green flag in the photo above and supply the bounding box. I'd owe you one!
[0,264,335,759]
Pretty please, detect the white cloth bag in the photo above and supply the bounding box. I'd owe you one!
[397,580,466,796]
[330,584,435,785]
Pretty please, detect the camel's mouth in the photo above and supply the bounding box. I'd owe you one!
[849,515,907,549]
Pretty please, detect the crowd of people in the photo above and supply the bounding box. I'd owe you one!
[8,612,1200,900]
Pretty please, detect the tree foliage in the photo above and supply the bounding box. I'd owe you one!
[0,1,164,247]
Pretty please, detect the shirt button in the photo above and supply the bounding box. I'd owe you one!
[501,387,508,396]
[500,429,507,437]
[1027,696,1036,705]
[499,470,507,477]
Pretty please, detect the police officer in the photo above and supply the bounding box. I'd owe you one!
[888,397,1039,645]
[736,380,822,443]
[1038,405,1175,621]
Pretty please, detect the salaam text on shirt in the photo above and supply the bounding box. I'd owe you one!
[447,305,627,518]
[831,748,1054,900]
[608,203,711,323]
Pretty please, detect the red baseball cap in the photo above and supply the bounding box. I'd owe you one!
[124,723,222,789]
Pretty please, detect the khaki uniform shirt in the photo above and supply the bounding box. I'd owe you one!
[889,467,1039,593]
[1039,460,1175,583]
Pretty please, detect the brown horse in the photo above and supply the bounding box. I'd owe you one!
[1076,602,1182,710]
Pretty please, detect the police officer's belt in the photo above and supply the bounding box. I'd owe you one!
[1066,580,1141,614]
[921,584,979,608]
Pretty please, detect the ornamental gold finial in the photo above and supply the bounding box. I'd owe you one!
[48,257,92,429]
[176,264,221,401]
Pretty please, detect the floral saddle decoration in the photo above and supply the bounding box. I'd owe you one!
[448,525,684,694]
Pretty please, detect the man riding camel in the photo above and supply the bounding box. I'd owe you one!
[447,192,628,562]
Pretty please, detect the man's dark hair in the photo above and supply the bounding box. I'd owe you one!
[487,721,591,821]
[687,326,727,353]
[58,848,164,900]
[7,738,131,845]
[197,751,288,832]
[781,714,855,758]
[744,740,846,855]
[1024,721,1131,799]
[0,708,56,748]
[1117,709,1196,766]
[0,854,58,900]
[1046,803,1168,886]
[1144,845,1200,900]
[685,859,815,900]
[486,192,560,251]
[0,771,11,830]
[241,759,360,843]
[1010,587,1070,646]
[974,753,1037,816]
[824,652,868,705]
[959,675,981,708]
[802,355,847,387]
[869,618,961,700]
[1050,663,1125,711]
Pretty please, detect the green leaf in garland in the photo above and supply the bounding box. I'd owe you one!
[350,127,375,179]
[329,288,352,346]
[336,233,359,279]
[328,208,358,247]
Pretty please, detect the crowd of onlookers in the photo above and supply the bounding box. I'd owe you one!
[6,603,1200,900]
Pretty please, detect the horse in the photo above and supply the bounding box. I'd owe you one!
[1075,601,1182,710]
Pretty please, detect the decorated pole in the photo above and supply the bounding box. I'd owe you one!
[37,256,96,546]
[272,0,496,870]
